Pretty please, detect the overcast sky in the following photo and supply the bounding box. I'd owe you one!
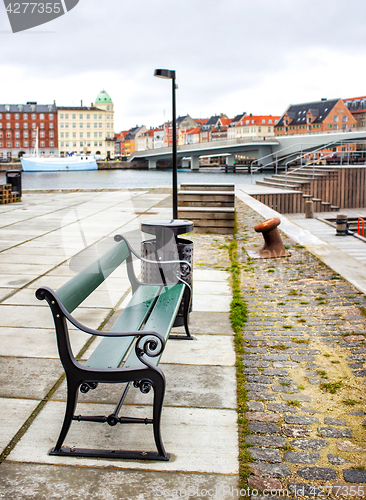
[1,0,365,131]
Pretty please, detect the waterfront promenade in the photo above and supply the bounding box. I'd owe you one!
[0,187,365,498]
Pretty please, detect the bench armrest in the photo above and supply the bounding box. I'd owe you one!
[36,286,166,365]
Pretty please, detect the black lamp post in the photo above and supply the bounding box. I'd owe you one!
[154,69,178,219]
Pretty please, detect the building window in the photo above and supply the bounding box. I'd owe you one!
[0,142,2,147]
[7,142,11,147]
[24,131,28,138]
[107,106,110,111]
[24,141,28,147]
[342,116,347,122]
[80,133,83,138]
[50,141,54,147]
[73,142,77,147]
[60,114,64,119]
[65,123,69,128]
[40,114,44,120]
[79,114,83,119]
[60,132,64,138]
[40,123,44,129]
[87,123,90,128]
[60,123,64,128]
[32,131,37,138]
[333,116,338,122]
[72,132,76,138]
[0,114,2,119]
[94,142,97,146]
[99,132,102,138]
[65,114,69,119]
[6,113,10,119]
[16,141,20,147]
[87,114,90,119]
[32,114,36,120]
[32,123,36,129]
[73,123,76,128]
[94,132,97,138]
[80,142,83,147]
[15,113,19,119]
[72,114,76,119]
[87,142,91,147]
[99,141,102,146]
[49,114,53,120]
[15,131,20,138]
[94,123,97,128]
[49,123,53,129]
[333,124,338,130]
[7,132,11,138]
[99,115,102,119]
[40,141,45,147]
[15,123,19,128]
[49,131,53,138]
[87,132,90,138]
[65,133,69,138]
[6,123,11,128]
[80,123,83,128]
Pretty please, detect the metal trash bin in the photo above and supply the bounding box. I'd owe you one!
[141,220,193,327]
[6,170,22,198]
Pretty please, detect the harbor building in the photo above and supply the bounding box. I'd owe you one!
[57,90,115,158]
[0,102,58,160]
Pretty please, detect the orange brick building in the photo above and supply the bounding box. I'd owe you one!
[275,99,356,136]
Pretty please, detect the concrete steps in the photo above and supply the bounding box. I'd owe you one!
[178,183,235,234]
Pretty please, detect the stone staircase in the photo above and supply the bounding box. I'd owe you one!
[256,166,340,212]
[177,183,235,234]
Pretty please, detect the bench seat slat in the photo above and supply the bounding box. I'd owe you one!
[84,285,161,369]
[123,284,185,370]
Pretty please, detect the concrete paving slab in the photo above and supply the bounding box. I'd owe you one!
[0,264,55,275]
[193,269,231,282]
[0,251,66,266]
[52,364,237,409]
[194,280,231,296]
[0,463,239,500]
[0,275,39,289]
[0,398,40,454]
[2,287,128,309]
[0,288,16,302]
[8,401,239,474]
[0,327,88,359]
[171,311,233,336]
[0,357,63,399]
[0,304,109,330]
[193,293,231,312]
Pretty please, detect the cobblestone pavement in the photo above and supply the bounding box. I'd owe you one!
[236,200,366,496]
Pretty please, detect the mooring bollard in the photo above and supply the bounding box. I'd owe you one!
[336,214,349,236]
[305,200,314,219]
[245,217,290,259]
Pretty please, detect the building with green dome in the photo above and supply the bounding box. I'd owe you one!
[57,90,115,158]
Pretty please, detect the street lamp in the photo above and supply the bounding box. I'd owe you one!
[154,68,178,219]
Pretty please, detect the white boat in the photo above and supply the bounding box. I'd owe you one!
[21,131,98,172]
[21,154,98,172]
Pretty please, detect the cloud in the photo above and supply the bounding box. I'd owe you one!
[0,0,365,129]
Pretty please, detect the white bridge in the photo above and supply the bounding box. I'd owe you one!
[129,130,366,170]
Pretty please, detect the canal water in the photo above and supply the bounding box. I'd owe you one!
[13,168,267,190]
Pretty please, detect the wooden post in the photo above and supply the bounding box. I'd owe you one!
[305,200,314,218]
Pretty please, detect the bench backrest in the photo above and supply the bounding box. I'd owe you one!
[56,239,130,313]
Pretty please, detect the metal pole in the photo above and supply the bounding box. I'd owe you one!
[172,76,177,219]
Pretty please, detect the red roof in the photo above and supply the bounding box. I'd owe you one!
[237,115,280,126]
[187,127,201,135]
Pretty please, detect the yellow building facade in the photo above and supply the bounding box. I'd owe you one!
[57,90,114,158]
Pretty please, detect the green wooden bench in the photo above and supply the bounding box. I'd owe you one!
[36,234,192,461]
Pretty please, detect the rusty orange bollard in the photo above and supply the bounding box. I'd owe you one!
[247,217,290,259]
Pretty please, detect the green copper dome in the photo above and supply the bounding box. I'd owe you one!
[95,90,112,104]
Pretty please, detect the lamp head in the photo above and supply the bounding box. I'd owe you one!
[154,69,176,79]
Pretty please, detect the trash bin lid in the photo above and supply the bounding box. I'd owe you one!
[141,219,193,236]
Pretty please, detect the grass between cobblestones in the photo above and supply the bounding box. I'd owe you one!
[227,214,254,488]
